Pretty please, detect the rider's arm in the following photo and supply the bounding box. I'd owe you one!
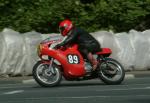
[56,28,78,47]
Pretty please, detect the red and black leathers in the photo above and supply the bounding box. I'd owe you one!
[55,27,101,59]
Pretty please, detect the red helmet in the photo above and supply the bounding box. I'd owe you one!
[59,19,73,36]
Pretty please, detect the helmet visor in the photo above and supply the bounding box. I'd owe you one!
[59,26,65,34]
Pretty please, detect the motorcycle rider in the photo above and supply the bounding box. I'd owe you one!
[55,19,101,71]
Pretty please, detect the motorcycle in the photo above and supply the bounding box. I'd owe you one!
[32,36,125,87]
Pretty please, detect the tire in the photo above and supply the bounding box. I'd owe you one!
[98,58,125,85]
[32,61,62,87]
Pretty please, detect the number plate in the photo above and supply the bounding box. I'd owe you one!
[67,54,80,64]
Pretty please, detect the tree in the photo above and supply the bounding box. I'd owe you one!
[0,0,150,33]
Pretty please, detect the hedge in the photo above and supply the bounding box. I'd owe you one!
[0,0,150,33]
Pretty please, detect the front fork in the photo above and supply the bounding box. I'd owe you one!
[48,58,56,75]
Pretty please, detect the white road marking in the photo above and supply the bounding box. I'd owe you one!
[4,90,24,95]
[125,74,135,79]
[146,87,150,89]
[96,87,150,92]
[22,79,36,84]
[0,85,33,89]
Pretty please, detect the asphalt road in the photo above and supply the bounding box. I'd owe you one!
[0,77,150,103]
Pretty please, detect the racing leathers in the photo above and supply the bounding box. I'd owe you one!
[55,27,101,71]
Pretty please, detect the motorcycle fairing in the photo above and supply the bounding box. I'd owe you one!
[40,44,86,78]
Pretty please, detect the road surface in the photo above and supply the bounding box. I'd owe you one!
[0,76,150,103]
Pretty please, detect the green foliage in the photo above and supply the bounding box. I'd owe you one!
[0,0,150,33]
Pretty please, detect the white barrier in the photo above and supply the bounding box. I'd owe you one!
[93,30,150,71]
[0,28,150,76]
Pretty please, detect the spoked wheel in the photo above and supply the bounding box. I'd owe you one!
[32,61,62,87]
[98,58,125,85]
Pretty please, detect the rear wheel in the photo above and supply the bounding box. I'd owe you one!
[32,61,62,87]
[98,58,125,85]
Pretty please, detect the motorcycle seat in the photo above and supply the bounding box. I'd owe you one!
[96,48,112,55]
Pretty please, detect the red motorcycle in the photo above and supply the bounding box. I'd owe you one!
[32,36,125,87]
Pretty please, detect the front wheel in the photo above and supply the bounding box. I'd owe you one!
[98,58,125,85]
[32,61,62,87]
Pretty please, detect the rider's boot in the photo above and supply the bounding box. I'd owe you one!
[87,52,99,71]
